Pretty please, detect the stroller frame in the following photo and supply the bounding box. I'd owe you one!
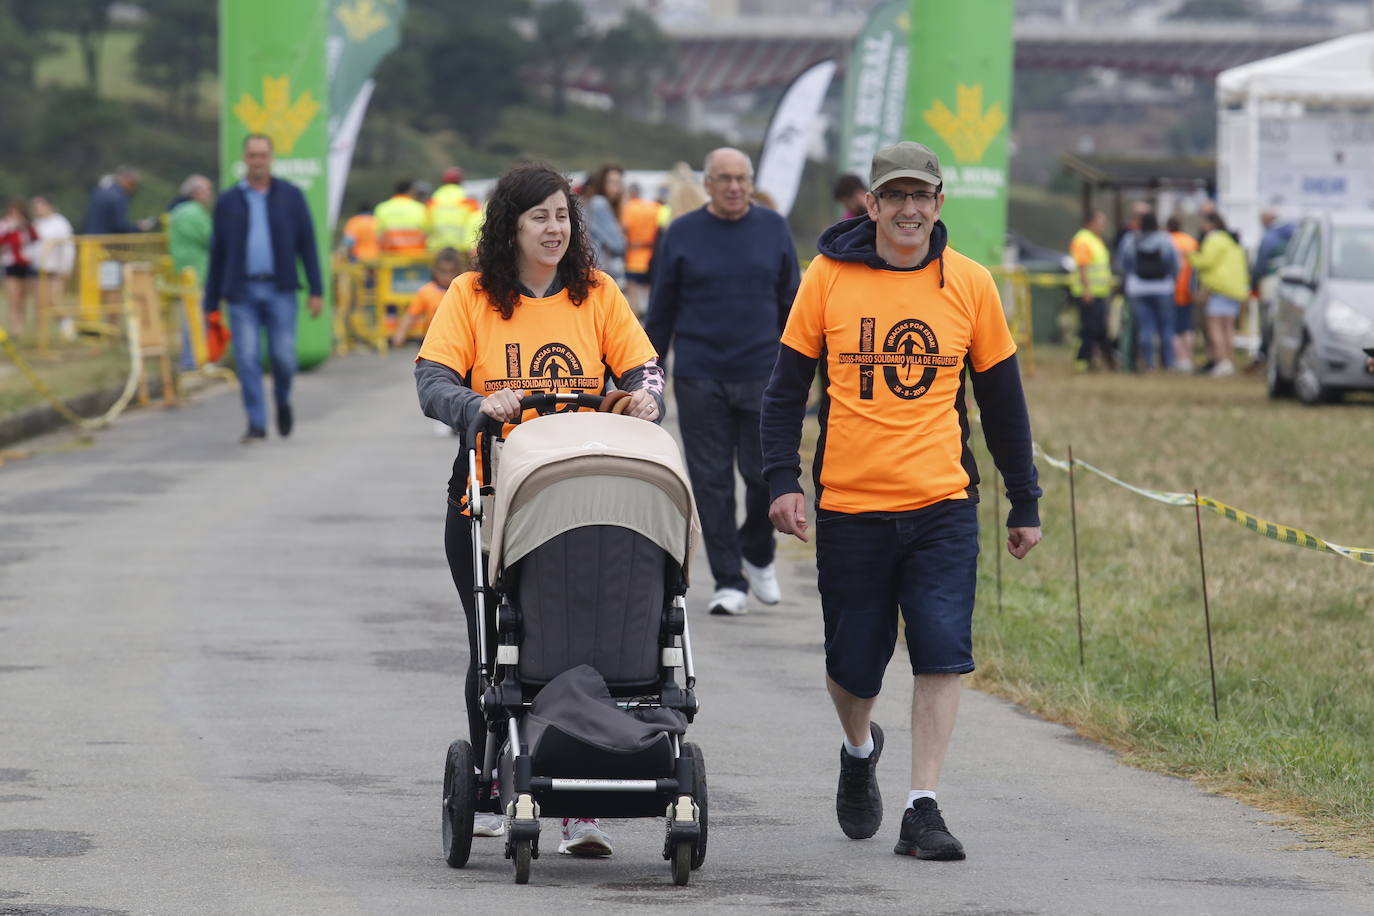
[441,392,705,885]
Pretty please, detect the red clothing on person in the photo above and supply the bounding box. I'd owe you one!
[0,223,38,269]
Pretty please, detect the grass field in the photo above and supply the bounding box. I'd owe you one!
[789,346,1374,855]
[0,340,134,418]
[980,350,1374,854]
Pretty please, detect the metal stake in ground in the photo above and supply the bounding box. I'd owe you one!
[1069,445,1084,667]
[994,482,1003,613]
[1193,488,1221,721]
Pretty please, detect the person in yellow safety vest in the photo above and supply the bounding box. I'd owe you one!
[619,184,662,317]
[427,166,482,262]
[1068,210,1115,371]
[374,180,430,257]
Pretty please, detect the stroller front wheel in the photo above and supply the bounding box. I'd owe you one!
[512,838,532,884]
[671,839,692,886]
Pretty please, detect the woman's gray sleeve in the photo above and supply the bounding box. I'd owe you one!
[614,358,666,424]
[415,357,484,435]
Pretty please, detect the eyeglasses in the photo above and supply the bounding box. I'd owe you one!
[706,173,752,185]
[876,189,939,204]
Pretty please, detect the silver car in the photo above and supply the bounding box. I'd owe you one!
[1267,211,1374,405]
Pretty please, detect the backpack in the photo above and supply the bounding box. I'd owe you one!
[1134,237,1169,280]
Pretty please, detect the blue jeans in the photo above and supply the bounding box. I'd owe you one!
[815,500,980,698]
[1130,292,1174,370]
[673,376,775,593]
[228,281,299,432]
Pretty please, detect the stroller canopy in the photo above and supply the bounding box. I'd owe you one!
[486,412,699,583]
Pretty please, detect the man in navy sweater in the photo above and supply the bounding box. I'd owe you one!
[645,147,800,616]
[204,134,322,443]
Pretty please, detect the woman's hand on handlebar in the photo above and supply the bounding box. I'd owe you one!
[479,389,523,423]
[624,389,660,422]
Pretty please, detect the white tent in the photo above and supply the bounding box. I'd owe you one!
[1216,32,1374,249]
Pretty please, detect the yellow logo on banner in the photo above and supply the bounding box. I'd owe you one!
[337,0,390,42]
[233,75,320,155]
[922,84,1006,164]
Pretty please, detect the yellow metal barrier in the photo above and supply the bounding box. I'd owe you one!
[988,265,1035,376]
[334,254,433,353]
[74,232,172,334]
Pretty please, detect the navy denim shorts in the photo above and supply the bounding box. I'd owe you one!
[815,498,980,698]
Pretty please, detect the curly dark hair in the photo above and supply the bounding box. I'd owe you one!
[475,162,597,320]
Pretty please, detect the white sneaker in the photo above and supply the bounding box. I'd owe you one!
[559,817,613,856]
[742,559,781,605]
[1209,360,1235,377]
[473,813,505,837]
[708,587,749,616]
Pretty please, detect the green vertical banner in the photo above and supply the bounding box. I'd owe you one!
[220,0,332,369]
[838,0,910,183]
[906,0,1013,267]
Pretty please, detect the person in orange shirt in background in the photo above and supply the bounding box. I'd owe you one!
[1166,215,1198,371]
[391,247,463,348]
[619,183,661,317]
[341,201,379,262]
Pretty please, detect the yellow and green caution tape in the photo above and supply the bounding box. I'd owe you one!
[1029,442,1374,566]
[0,308,143,432]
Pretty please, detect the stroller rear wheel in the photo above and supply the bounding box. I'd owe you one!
[683,742,708,869]
[441,740,476,868]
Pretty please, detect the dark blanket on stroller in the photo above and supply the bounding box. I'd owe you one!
[524,664,687,754]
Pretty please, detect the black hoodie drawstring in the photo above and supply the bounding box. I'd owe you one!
[938,252,945,288]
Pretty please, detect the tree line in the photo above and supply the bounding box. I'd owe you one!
[0,0,675,218]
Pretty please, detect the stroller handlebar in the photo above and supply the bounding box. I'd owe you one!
[475,392,610,492]
[475,392,605,442]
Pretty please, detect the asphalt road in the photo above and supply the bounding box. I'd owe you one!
[2,352,1371,916]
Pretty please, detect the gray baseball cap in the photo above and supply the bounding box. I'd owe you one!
[869,141,942,191]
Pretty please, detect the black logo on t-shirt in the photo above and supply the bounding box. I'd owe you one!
[483,342,597,393]
[838,317,959,400]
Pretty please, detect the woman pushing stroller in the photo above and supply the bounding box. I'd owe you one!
[414,162,664,856]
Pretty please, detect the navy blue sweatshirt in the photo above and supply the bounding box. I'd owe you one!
[760,216,1042,529]
[644,204,800,380]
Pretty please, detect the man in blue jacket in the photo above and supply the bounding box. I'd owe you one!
[644,147,800,616]
[204,134,322,443]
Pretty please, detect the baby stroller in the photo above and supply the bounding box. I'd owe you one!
[440,392,707,885]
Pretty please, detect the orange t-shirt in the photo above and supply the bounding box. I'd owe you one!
[781,247,1016,514]
[621,198,662,275]
[417,271,657,415]
[1169,231,1198,306]
[404,281,447,337]
[343,213,379,261]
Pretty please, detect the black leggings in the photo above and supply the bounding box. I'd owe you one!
[443,502,490,769]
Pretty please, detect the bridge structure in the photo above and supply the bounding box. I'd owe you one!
[569,18,1344,104]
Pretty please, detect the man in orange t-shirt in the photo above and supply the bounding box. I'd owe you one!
[342,202,380,262]
[1166,215,1198,370]
[620,186,661,316]
[761,141,1041,863]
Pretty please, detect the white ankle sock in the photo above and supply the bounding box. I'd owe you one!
[907,790,936,808]
[843,734,874,758]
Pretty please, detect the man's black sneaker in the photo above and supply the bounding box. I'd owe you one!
[893,797,966,860]
[276,403,293,437]
[836,722,883,839]
[241,427,267,445]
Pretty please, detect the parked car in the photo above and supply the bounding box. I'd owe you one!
[1006,230,1074,276]
[1266,211,1374,405]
